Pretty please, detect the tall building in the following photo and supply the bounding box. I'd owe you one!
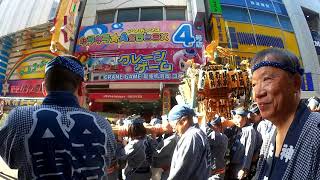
[205,0,320,98]
[283,0,320,97]
[0,0,82,109]
[76,0,206,117]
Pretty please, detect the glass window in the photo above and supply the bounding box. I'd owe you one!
[279,16,293,31]
[97,10,115,24]
[141,8,163,21]
[117,8,139,22]
[220,0,246,7]
[222,6,250,23]
[166,8,186,20]
[273,2,288,16]
[250,9,280,28]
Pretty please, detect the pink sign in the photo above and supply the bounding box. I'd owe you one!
[76,21,204,52]
[85,48,203,82]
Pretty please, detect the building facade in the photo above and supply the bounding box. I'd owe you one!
[0,0,82,109]
[283,0,320,97]
[205,0,320,97]
[76,0,206,116]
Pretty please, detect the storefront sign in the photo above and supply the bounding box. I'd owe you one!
[51,0,80,52]
[6,79,43,97]
[89,93,160,101]
[76,21,204,52]
[209,0,222,14]
[311,31,320,55]
[1,98,43,108]
[86,48,202,82]
[6,51,57,80]
[162,89,171,115]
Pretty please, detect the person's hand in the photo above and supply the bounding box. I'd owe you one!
[162,120,173,134]
[237,169,246,179]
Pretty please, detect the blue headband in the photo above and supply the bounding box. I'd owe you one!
[251,61,304,75]
[45,56,84,79]
[168,104,196,121]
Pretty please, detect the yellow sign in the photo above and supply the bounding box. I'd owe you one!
[211,15,228,45]
[7,51,57,81]
[16,58,48,79]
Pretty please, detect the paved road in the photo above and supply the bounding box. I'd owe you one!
[0,157,17,179]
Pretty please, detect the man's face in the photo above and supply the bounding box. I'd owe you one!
[169,116,188,136]
[233,114,247,128]
[252,66,297,122]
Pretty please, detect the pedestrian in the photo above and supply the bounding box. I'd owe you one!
[251,48,320,180]
[152,119,179,180]
[0,55,116,179]
[227,107,256,180]
[247,103,273,179]
[120,116,153,180]
[207,116,228,180]
[166,104,210,180]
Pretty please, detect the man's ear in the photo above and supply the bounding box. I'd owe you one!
[77,81,85,96]
[293,74,302,93]
[42,81,47,96]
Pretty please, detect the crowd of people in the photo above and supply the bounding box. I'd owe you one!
[0,48,320,180]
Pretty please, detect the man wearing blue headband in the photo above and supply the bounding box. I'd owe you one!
[166,104,210,180]
[252,48,320,180]
[0,55,116,179]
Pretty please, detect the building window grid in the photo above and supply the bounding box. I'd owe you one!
[221,4,293,32]
[97,7,186,24]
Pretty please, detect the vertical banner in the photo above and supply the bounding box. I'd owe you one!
[162,89,171,115]
[209,0,222,14]
[211,16,228,44]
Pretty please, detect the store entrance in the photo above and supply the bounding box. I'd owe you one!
[101,101,162,123]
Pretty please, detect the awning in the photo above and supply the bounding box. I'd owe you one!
[88,92,160,102]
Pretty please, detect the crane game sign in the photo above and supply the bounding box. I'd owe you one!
[76,21,205,82]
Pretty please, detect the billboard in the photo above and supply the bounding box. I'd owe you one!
[86,48,203,82]
[76,21,204,52]
[78,21,205,82]
[3,79,43,97]
[6,51,57,80]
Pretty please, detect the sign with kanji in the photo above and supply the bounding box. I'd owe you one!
[75,21,204,52]
[85,48,203,82]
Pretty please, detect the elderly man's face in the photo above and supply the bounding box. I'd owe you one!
[252,67,298,122]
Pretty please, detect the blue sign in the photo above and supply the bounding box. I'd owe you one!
[220,0,246,6]
[247,0,274,13]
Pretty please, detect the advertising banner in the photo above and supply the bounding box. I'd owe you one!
[5,79,44,97]
[76,21,204,52]
[88,93,160,101]
[209,0,222,14]
[6,51,57,80]
[85,48,203,82]
[78,21,205,83]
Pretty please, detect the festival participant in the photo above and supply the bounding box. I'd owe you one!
[120,116,154,180]
[0,56,116,179]
[227,107,256,180]
[207,116,228,180]
[166,104,210,180]
[252,48,320,180]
